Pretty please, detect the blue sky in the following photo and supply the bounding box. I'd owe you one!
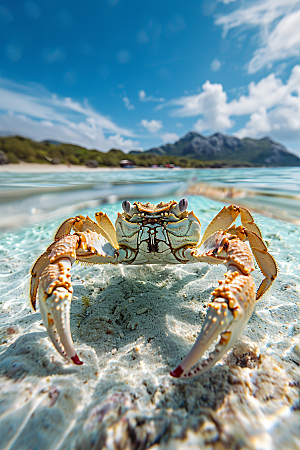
[1,0,300,155]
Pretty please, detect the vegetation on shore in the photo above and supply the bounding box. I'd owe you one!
[0,135,253,168]
[2,133,299,168]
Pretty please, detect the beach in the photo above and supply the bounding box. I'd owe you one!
[0,162,174,173]
[0,168,300,449]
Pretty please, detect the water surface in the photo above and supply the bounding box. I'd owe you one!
[0,168,300,450]
[1,167,300,231]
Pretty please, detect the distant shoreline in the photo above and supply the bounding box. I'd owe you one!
[2,162,299,173]
[0,162,177,173]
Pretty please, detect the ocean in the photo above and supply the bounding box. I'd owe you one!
[1,166,300,232]
[0,167,299,449]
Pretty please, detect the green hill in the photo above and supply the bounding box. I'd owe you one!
[0,135,207,168]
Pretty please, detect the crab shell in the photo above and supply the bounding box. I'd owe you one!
[115,200,201,264]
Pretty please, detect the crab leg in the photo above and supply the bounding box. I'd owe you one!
[30,249,52,311]
[226,225,277,299]
[200,204,262,245]
[37,235,83,364]
[38,257,83,364]
[31,217,120,364]
[30,216,85,310]
[171,267,255,378]
[171,230,263,378]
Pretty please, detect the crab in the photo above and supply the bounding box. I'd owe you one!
[30,199,277,378]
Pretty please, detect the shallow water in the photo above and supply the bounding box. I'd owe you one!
[1,167,300,231]
[1,166,300,192]
[0,169,300,449]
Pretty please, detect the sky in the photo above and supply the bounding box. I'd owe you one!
[1,0,300,155]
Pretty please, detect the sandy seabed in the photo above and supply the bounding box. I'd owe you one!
[1,262,300,450]
[0,192,300,450]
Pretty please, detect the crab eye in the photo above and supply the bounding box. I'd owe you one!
[178,198,188,213]
[122,200,131,214]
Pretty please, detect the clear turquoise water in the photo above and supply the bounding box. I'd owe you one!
[1,167,300,232]
[1,167,300,356]
[1,166,300,193]
[0,168,300,449]
[1,188,300,331]
[1,165,300,323]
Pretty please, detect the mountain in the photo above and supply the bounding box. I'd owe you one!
[131,132,300,167]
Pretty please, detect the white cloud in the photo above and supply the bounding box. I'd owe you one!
[160,132,179,143]
[122,96,135,110]
[211,58,221,71]
[0,76,139,152]
[139,90,165,102]
[235,107,271,138]
[216,0,299,33]
[108,134,137,151]
[168,80,234,131]
[248,9,300,73]
[227,73,287,115]
[232,66,300,139]
[163,65,300,140]
[141,119,163,133]
[216,0,300,72]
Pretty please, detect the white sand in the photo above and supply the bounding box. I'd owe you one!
[0,162,175,173]
[0,162,123,172]
[0,203,300,449]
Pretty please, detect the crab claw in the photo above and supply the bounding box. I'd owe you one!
[39,258,83,365]
[170,268,256,378]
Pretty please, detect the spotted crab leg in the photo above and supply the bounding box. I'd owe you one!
[200,204,262,245]
[171,266,255,378]
[30,215,120,365]
[226,225,277,299]
[171,228,276,378]
[37,235,83,364]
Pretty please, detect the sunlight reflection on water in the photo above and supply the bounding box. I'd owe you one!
[0,170,300,450]
[1,167,300,231]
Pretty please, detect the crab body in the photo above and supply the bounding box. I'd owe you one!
[115,200,201,265]
[30,200,277,378]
